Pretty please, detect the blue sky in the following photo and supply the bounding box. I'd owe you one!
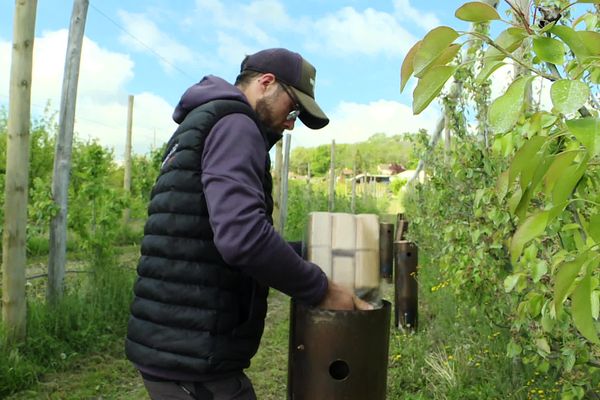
[1,1,496,157]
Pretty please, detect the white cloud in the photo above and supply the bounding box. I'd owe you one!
[116,10,197,72]
[194,0,293,52]
[309,7,417,57]
[393,0,440,31]
[0,30,176,158]
[488,62,553,111]
[74,92,176,159]
[193,0,422,58]
[215,32,263,66]
[291,99,440,148]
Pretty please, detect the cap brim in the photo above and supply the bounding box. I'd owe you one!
[289,87,329,130]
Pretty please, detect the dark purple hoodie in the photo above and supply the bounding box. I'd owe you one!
[172,75,328,306]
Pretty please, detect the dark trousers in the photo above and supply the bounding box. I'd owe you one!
[142,372,257,400]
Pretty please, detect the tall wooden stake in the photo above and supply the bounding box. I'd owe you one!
[328,140,335,212]
[123,94,134,223]
[2,0,38,342]
[280,133,291,235]
[351,153,357,214]
[272,140,283,233]
[47,0,89,303]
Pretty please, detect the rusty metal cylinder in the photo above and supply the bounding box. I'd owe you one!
[394,241,418,331]
[287,301,391,400]
[379,223,394,282]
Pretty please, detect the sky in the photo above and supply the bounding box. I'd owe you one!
[1,0,521,159]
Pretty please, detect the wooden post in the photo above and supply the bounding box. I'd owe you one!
[123,94,134,223]
[2,0,38,342]
[328,140,335,212]
[351,153,357,214]
[272,140,283,233]
[280,133,291,236]
[47,0,89,304]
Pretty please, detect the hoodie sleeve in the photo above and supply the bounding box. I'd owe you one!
[201,113,328,305]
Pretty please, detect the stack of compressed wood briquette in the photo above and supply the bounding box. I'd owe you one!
[306,212,380,296]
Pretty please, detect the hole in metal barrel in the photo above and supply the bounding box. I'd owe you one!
[329,359,350,381]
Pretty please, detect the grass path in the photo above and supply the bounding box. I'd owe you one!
[5,247,551,399]
[5,290,294,400]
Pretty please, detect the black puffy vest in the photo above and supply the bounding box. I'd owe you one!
[125,99,274,375]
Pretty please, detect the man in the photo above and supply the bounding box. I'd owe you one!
[125,48,370,400]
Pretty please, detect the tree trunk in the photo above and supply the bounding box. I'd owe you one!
[409,0,498,183]
[47,0,89,304]
[2,0,38,342]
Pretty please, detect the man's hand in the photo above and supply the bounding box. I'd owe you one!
[318,280,373,311]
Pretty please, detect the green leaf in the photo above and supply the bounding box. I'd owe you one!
[566,118,600,157]
[401,40,421,93]
[564,351,576,372]
[455,1,501,22]
[577,0,600,3]
[579,31,600,56]
[475,60,505,84]
[552,157,588,206]
[510,211,549,264]
[529,293,544,318]
[551,80,590,114]
[533,36,565,65]
[532,261,548,283]
[573,13,599,30]
[483,28,528,62]
[413,26,459,77]
[507,340,522,357]
[554,253,587,314]
[589,214,600,243]
[496,169,509,203]
[521,147,551,194]
[489,76,533,133]
[572,269,600,344]
[414,43,461,78]
[504,273,521,293]
[542,311,555,332]
[550,25,591,60]
[535,337,551,354]
[544,151,578,196]
[514,186,533,221]
[412,65,457,114]
[591,67,600,84]
[509,136,546,184]
[507,185,522,215]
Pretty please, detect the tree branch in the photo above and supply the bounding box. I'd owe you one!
[466,31,556,81]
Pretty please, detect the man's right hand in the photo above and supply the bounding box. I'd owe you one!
[318,280,373,311]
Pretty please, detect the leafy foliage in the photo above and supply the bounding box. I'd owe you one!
[289,133,414,177]
[402,0,600,396]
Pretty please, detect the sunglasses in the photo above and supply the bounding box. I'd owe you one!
[278,82,301,121]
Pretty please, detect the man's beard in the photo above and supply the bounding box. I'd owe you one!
[255,93,284,136]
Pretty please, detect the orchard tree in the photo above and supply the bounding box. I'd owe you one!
[402,0,600,396]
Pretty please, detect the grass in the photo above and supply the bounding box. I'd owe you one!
[4,249,564,399]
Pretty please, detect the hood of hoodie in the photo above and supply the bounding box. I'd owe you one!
[171,75,283,149]
[172,75,250,124]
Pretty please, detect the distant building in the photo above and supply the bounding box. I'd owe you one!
[377,163,406,176]
[353,173,391,184]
